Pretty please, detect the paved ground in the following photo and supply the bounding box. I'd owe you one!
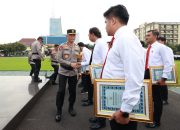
[15,83,180,130]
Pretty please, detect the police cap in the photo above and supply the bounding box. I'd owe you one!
[67,29,76,34]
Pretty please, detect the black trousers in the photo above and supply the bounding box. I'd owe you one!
[56,74,77,113]
[161,85,168,101]
[50,65,59,82]
[86,74,93,102]
[33,59,41,81]
[81,73,88,91]
[144,69,163,124]
[30,64,35,76]
[110,120,137,130]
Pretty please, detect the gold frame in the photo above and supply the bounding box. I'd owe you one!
[149,65,178,85]
[89,64,102,83]
[94,79,153,123]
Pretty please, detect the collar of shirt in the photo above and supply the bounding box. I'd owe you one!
[114,25,127,40]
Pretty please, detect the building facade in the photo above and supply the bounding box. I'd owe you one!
[49,18,62,36]
[134,22,180,45]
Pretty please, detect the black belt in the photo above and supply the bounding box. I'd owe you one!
[60,64,73,70]
[32,53,38,55]
[52,61,58,63]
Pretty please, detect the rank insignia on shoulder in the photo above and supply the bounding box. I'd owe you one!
[59,46,63,50]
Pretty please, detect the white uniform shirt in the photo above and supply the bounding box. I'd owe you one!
[31,40,43,60]
[91,38,108,64]
[166,46,174,65]
[102,26,145,113]
[81,47,92,71]
[148,42,173,78]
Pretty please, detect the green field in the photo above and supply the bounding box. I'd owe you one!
[0,57,180,84]
[0,57,53,71]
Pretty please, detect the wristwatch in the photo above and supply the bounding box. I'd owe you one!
[161,77,167,81]
[120,111,129,118]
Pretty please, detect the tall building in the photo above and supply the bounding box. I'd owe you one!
[134,22,180,45]
[49,18,62,35]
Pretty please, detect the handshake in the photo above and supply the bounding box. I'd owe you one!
[70,62,81,69]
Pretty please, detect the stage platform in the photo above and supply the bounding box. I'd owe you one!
[0,76,50,130]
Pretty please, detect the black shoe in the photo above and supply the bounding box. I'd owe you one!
[81,99,88,102]
[163,100,169,105]
[34,79,42,82]
[68,109,76,116]
[55,114,62,122]
[90,122,106,130]
[82,101,93,106]
[145,122,160,128]
[89,117,98,123]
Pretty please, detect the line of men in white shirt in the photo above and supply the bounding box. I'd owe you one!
[78,28,174,130]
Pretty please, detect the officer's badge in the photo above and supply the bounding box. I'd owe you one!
[64,54,69,59]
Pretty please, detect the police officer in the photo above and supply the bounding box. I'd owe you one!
[31,36,44,82]
[55,29,81,122]
[28,50,35,76]
[50,44,59,85]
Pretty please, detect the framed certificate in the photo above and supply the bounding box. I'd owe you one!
[94,79,153,123]
[89,64,102,83]
[149,65,178,85]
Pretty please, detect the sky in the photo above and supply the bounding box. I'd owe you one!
[0,0,180,44]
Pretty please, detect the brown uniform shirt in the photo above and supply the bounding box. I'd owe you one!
[57,43,81,76]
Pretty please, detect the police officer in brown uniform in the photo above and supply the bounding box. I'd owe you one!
[55,29,81,122]
[31,36,44,82]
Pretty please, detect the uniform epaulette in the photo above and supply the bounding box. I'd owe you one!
[59,45,63,50]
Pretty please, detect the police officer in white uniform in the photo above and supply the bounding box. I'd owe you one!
[55,29,81,122]
[145,30,173,128]
[31,37,44,82]
[102,5,145,130]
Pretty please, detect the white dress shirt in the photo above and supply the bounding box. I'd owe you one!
[102,26,145,113]
[91,38,108,64]
[166,46,174,65]
[148,41,173,78]
[81,47,92,71]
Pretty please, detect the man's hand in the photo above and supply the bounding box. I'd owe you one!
[110,111,130,125]
[156,78,166,86]
[71,63,77,69]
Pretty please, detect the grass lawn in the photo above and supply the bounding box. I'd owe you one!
[0,57,53,71]
[0,57,180,84]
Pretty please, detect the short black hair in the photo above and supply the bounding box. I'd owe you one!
[37,36,43,41]
[147,30,159,38]
[54,44,59,47]
[78,42,85,47]
[158,36,166,42]
[140,41,145,47]
[103,4,129,25]
[89,27,102,38]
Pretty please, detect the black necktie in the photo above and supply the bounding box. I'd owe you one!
[89,44,95,65]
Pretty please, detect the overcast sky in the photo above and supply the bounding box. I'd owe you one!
[0,0,179,44]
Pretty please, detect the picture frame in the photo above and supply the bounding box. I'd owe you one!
[149,65,178,85]
[89,64,103,83]
[94,79,153,123]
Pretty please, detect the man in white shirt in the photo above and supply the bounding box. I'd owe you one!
[77,42,92,103]
[158,36,174,105]
[102,5,145,130]
[88,27,108,129]
[145,30,173,128]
